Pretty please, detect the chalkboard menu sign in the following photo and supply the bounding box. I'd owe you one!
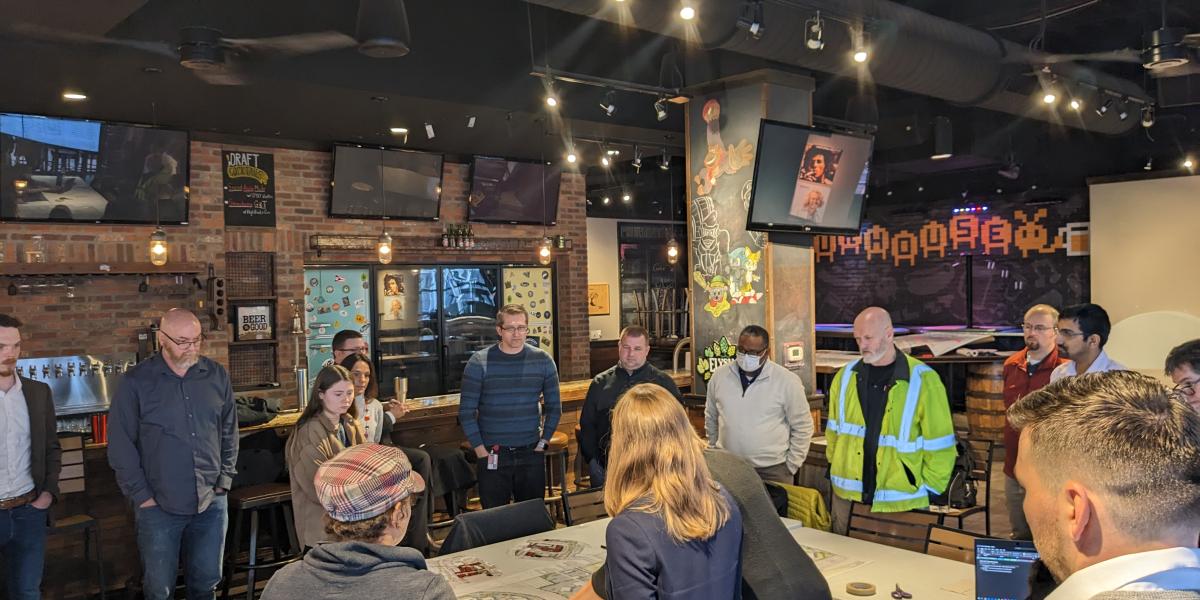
[223,150,276,227]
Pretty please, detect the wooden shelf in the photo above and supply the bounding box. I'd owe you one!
[228,296,278,302]
[0,261,207,277]
[228,339,279,346]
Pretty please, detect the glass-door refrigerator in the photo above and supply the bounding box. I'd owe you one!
[375,267,442,399]
[441,267,500,392]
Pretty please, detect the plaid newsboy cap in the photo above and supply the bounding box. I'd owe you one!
[315,444,425,523]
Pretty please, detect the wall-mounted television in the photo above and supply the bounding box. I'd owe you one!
[1,112,189,224]
[468,156,559,225]
[330,144,443,220]
[746,119,873,236]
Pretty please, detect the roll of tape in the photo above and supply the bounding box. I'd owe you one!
[846,582,877,596]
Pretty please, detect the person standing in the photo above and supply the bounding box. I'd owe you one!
[0,314,61,600]
[825,307,956,534]
[1050,303,1125,383]
[286,365,366,549]
[705,325,813,485]
[458,304,561,509]
[1001,305,1069,540]
[108,309,237,600]
[579,325,681,487]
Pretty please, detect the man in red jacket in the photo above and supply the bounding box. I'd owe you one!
[1002,304,1067,540]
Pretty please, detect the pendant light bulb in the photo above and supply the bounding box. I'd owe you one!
[666,238,681,265]
[148,228,169,266]
[377,231,393,264]
[537,237,553,266]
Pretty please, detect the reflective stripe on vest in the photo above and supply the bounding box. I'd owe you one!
[872,484,939,503]
[831,360,950,454]
[831,475,863,492]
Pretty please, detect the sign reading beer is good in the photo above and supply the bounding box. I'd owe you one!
[236,305,273,341]
[222,150,276,227]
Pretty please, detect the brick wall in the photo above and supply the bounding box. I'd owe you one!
[0,140,591,410]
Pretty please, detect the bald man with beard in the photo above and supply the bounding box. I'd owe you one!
[825,307,956,534]
[108,309,237,600]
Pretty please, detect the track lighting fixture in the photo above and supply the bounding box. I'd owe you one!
[599,90,617,117]
[1042,92,1057,105]
[1140,104,1155,128]
[679,4,696,21]
[654,96,669,121]
[545,92,559,108]
[1068,97,1082,111]
[1095,97,1113,117]
[735,0,766,40]
[566,151,578,164]
[621,192,632,204]
[851,27,869,64]
[601,155,611,168]
[804,11,825,50]
[632,145,642,173]
[602,196,611,205]
[424,123,435,139]
[467,116,476,128]
[1184,157,1195,171]
[660,148,670,171]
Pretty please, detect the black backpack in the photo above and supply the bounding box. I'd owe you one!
[929,439,977,509]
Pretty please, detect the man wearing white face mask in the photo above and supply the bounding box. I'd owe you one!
[705,325,813,484]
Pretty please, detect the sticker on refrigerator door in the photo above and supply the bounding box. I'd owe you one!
[342,285,351,294]
[325,286,335,294]
[334,274,346,282]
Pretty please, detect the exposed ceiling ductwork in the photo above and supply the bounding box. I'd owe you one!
[523,0,1153,135]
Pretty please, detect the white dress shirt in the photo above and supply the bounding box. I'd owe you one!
[1050,349,1126,383]
[704,359,813,473]
[0,377,35,499]
[1047,547,1200,599]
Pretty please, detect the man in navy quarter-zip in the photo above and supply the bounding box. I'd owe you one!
[705,324,813,484]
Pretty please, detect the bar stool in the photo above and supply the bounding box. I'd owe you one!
[543,431,571,515]
[221,483,302,600]
[572,424,589,488]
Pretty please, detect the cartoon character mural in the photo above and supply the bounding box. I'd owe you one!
[726,246,763,304]
[694,99,756,196]
[691,195,729,278]
[693,272,732,318]
[695,336,738,383]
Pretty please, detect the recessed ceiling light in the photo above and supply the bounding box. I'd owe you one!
[62,91,87,101]
[852,49,868,63]
[679,5,696,20]
[1042,92,1057,105]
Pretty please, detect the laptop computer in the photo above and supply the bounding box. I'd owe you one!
[975,539,1041,600]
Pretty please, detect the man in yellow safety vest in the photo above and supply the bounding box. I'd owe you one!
[826,307,957,534]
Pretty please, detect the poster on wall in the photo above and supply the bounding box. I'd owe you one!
[503,267,555,358]
[377,269,423,328]
[235,304,273,341]
[222,150,276,227]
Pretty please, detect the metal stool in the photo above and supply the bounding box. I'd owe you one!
[221,483,302,600]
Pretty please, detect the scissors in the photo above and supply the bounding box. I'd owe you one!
[891,584,913,599]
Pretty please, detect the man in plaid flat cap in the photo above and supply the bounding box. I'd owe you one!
[262,444,454,599]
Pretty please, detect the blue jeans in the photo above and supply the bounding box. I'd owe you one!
[136,494,228,600]
[588,458,607,488]
[0,503,49,600]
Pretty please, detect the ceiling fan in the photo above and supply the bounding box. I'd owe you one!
[6,0,412,85]
[1023,0,1200,78]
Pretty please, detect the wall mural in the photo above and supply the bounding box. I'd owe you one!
[695,336,738,383]
[688,91,768,394]
[813,190,1090,326]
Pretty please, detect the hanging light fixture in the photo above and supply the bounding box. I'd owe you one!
[665,161,681,265]
[149,228,168,266]
[665,238,681,265]
[537,237,553,265]
[537,127,553,265]
[376,148,394,264]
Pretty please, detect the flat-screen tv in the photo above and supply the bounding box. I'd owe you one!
[468,156,559,225]
[1,112,189,224]
[330,144,443,220]
[746,119,873,236]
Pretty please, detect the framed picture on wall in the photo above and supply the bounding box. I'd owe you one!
[234,304,274,341]
[588,283,610,316]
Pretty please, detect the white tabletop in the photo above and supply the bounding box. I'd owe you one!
[429,517,975,600]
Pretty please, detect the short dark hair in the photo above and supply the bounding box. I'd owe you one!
[739,324,769,348]
[619,325,649,342]
[1059,303,1111,348]
[332,329,364,351]
[0,314,22,329]
[1165,339,1200,375]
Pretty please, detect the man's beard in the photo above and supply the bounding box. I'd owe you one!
[1025,338,1041,352]
[0,360,14,377]
[165,347,199,371]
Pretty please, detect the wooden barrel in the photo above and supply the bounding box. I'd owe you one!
[965,362,1006,443]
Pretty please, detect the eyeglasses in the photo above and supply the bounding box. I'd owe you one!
[1021,323,1055,333]
[737,346,768,356]
[500,325,529,334]
[160,331,205,348]
[335,345,368,354]
[1173,379,1199,396]
[1056,328,1084,338]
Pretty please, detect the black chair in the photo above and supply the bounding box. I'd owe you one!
[438,498,555,555]
[561,487,606,527]
[916,438,996,535]
[220,483,302,600]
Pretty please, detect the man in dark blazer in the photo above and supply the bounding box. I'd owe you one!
[0,313,62,600]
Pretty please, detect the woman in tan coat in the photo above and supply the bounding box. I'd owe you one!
[286,365,365,548]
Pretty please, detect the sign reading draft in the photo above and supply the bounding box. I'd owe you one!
[236,305,273,341]
[223,150,276,227]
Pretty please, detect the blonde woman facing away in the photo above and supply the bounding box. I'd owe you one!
[603,383,743,600]
[286,365,365,548]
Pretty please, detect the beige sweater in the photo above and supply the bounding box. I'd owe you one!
[285,413,365,548]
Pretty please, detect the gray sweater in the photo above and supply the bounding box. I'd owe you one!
[261,541,454,600]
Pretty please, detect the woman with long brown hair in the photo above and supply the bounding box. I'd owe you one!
[603,383,743,599]
[286,365,365,548]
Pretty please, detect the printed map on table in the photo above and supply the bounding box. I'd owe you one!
[458,559,604,600]
[433,555,503,584]
[511,538,588,560]
[802,545,870,576]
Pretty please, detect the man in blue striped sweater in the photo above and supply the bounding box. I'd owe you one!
[459,304,562,509]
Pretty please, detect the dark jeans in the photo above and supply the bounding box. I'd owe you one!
[476,446,545,509]
[399,446,431,554]
[588,458,607,488]
[135,493,228,600]
[0,503,49,600]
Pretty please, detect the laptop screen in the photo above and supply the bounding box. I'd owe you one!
[975,539,1041,600]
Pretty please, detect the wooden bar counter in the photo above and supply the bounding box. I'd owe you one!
[50,370,691,598]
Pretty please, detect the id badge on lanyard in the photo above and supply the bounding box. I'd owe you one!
[487,445,499,470]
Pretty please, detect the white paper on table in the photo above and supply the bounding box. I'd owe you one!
[802,544,870,577]
[894,332,995,357]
